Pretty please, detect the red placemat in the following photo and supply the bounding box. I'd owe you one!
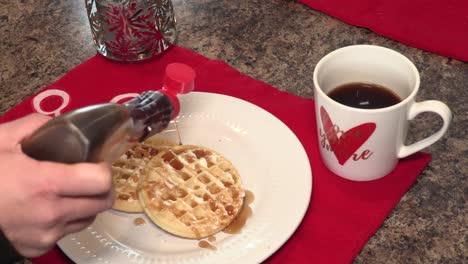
[298,0,468,62]
[0,46,431,263]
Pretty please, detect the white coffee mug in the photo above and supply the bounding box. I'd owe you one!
[313,45,452,181]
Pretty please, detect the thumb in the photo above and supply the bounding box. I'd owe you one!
[0,113,51,150]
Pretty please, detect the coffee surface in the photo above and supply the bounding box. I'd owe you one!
[327,82,401,109]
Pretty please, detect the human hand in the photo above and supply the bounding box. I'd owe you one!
[0,114,114,257]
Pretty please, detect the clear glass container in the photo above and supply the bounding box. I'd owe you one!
[85,0,177,62]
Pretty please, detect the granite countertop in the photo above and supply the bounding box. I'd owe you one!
[0,0,466,263]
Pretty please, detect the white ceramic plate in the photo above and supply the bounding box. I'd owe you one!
[58,92,312,264]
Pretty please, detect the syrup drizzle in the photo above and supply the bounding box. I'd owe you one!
[174,120,183,145]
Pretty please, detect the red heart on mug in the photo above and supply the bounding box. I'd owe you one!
[320,106,376,165]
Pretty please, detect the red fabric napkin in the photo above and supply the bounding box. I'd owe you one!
[298,0,468,62]
[0,46,431,263]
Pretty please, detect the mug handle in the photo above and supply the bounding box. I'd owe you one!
[398,100,452,158]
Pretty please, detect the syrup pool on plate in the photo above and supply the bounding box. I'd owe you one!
[198,240,217,251]
[223,190,254,234]
[197,190,255,250]
[133,217,146,226]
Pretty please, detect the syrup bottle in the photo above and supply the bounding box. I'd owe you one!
[21,63,195,164]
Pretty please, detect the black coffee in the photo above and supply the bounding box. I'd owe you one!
[327,82,401,109]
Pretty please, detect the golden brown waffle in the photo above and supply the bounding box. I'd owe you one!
[111,137,178,213]
[139,145,245,239]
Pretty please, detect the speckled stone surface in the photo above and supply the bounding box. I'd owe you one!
[1,0,466,263]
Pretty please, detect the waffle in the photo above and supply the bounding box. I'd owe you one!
[139,145,245,239]
[111,137,178,213]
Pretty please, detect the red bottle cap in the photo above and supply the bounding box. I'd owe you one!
[160,63,196,119]
[163,63,196,94]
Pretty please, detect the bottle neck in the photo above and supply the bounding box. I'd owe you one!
[124,90,175,142]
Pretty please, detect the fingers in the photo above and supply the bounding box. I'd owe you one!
[60,192,115,222]
[0,113,51,149]
[0,148,115,258]
[39,161,113,196]
[63,216,96,234]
